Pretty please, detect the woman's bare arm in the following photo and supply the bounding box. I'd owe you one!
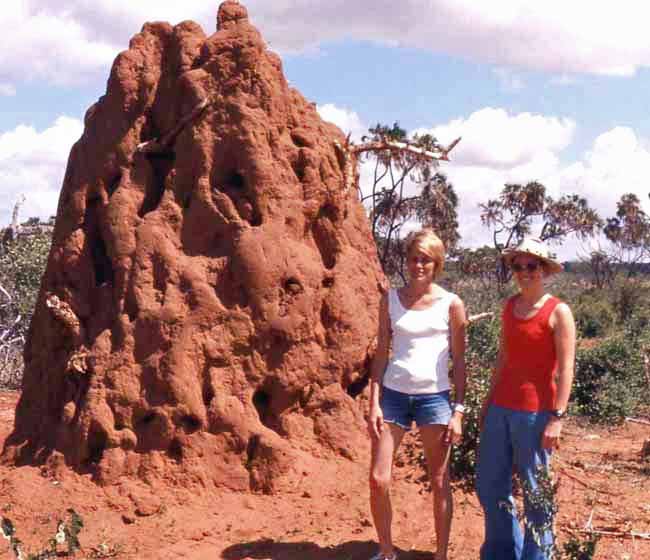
[449,295,467,405]
[542,302,576,449]
[368,291,391,439]
[446,295,467,444]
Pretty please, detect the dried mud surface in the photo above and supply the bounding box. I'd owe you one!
[1,391,649,559]
[5,0,383,494]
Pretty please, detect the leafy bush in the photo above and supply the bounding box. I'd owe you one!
[0,230,51,324]
[573,294,615,338]
[0,227,52,389]
[574,335,647,423]
[450,316,500,489]
[612,279,650,323]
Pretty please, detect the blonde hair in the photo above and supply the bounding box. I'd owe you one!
[405,228,445,278]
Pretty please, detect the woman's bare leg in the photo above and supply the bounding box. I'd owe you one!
[369,422,406,556]
[420,424,453,560]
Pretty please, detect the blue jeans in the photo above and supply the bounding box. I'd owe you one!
[476,405,553,560]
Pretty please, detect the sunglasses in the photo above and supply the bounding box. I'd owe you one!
[511,262,541,273]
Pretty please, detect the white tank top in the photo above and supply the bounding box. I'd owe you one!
[382,288,454,395]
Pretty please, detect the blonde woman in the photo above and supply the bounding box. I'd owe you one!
[368,229,467,560]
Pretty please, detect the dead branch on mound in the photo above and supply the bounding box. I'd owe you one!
[45,294,84,346]
[350,137,462,161]
[334,136,461,191]
[136,97,209,154]
[468,311,493,323]
[9,195,25,241]
[0,282,11,305]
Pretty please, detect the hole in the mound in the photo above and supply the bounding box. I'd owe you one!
[183,192,192,209]
[250,213,262,227]
[246,434,260,468]
[180,414,201,434]
[124,298,138,323]
[228,172,245,190]
[346,373,370,399]
[283,277,303,295]
[107,173,122,197]
[252,389,270,422]
[322,276,335,288]
[290,130,313,149]
[318,203,338,222]
[291,152,307,183]
[86,429,108,465]
[91,235,114,286]
[320,302,336,333]
[167,438,183,462]
[141,411,157,426]
[139,152,175,218]
[312,219,338,270]
[202,383,215,407]
[214,169,263,226]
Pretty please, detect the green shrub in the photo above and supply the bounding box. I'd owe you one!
[573,296,615,338]
[612,279,650,323]
[450,316,500,489]
[574,336,646,423]
[0,227,52,390]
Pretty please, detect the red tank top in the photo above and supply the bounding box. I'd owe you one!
[492,295,560,412]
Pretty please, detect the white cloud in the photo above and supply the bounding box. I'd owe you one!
[4,1,650,88]
[557,127,650,220]
[423,108,575,169]
[0,2,116,86]
[247,1,650,76]
[0,83,16,96]
[427,113,650,259]
[317,104,366,143]
[0,116,83,227]
[492,68,525,92]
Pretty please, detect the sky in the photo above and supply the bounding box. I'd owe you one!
[2,1,650,259]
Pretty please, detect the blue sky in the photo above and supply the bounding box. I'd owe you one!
[3,0,650,259]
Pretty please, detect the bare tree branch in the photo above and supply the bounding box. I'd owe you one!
[0,282,12,303]
[350,137,461,161]
[0,315,22,343]
[136,98,209,154]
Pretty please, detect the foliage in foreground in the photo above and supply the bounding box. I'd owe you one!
[517,466,600,560]
[1,509,83,559]
[0,226,52,389]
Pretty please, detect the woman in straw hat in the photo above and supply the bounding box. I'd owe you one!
[476,237,576,560]
[367,228,467,560]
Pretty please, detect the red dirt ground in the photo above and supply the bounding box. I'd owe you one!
[0,390,648,559]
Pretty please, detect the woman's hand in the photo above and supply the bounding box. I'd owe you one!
[445,412,463,445]
[367,403,384,440]
[541,417,562,449]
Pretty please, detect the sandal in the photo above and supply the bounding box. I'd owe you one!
[369,552,397,560]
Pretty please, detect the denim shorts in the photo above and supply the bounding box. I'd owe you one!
[380,385,452,430]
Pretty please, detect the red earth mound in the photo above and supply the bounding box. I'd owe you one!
[2,0,384,493]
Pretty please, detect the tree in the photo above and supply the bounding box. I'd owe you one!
[453,245,502,290]
[586,249,616,289]
[480,182,602,282]
[0,220,52,388]
[603,193,650,276]
[352,123,461,281]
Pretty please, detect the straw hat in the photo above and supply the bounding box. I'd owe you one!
[502,237,563,274]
